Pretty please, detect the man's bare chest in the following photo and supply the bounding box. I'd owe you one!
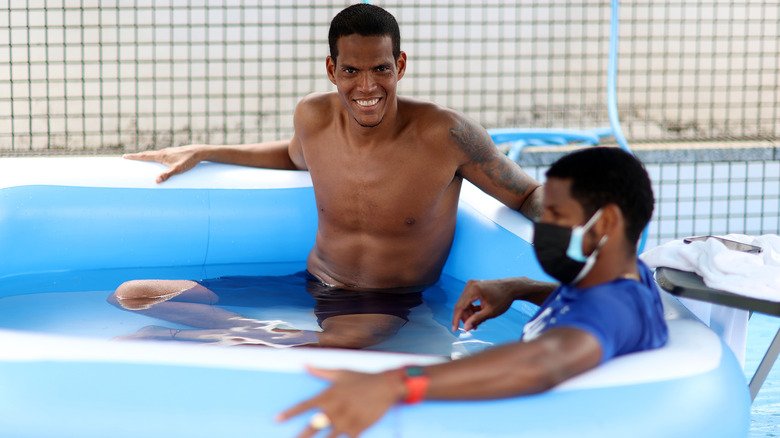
[305,151,460,229]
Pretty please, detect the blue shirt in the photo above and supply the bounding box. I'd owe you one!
[521,260,668,363]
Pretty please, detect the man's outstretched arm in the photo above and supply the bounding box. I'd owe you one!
[123,138,305,184]
[124,96,314,183]
[278,327,601,437]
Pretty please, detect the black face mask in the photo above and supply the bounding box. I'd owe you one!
[532,209,606,284]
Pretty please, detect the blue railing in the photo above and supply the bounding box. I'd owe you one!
[488,0,648,252]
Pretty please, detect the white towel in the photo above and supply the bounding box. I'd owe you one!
[640,233,780,368]
[641,234,780,302]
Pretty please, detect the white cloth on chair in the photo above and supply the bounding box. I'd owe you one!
[640,234,780,367]
[641,234,780,301]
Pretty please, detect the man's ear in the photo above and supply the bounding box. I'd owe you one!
[326,56,337,85]
[595,204,623,239]
[396,51,407,80]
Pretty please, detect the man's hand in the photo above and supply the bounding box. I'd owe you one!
[124,144,209,183]
[452,277,558,332]
[278,366,404,438]
[451,279,519,332]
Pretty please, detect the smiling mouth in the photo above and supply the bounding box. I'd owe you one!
[354,98,380,107]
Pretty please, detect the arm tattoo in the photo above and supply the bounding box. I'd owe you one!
[451,117,543,220]
[449,118,494,164]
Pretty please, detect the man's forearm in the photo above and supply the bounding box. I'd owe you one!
[393,328,600,402]
[198,140,299,170]
[518,184,544,221]
[415,341,558,400]
[504,276,557,305]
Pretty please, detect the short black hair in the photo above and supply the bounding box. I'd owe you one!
[328,4,401,61]
[546,147,654,245]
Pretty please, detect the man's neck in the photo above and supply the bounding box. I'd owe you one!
[576,249,639,289]
[346,98,402,145]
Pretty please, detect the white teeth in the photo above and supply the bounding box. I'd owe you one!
[356,98,379,107]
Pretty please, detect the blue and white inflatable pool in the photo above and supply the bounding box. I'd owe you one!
[0,157,750,437]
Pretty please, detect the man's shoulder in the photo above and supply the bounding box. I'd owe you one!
[398,97,464,137]
[295,92,340,129]
[298,92,339,113]
[398,96,459,120]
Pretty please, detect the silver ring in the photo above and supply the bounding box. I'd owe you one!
[309,412,331,430]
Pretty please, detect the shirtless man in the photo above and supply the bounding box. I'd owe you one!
[112,4,542,348]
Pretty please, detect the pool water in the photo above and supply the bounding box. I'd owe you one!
[0,263,534,358]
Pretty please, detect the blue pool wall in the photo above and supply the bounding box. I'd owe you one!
[0,184,546,286]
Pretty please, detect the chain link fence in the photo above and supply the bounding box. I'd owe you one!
[2,1,779,152]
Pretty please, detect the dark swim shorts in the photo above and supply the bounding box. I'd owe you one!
[303,271,424,325]
[197,271,423,326]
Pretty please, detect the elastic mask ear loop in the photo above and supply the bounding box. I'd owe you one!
[566,209,604,262]
[572,234,609,284]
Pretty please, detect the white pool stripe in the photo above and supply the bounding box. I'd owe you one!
[0,329,444,373]
[556,319,722,390]
[0,319,720,391]
[0,156,314,190]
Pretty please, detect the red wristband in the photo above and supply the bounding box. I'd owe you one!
[402,366,429,404]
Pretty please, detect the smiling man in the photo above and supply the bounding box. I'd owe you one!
[113,4,542,348]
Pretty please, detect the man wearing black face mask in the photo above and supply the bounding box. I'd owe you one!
[279,147,668,437]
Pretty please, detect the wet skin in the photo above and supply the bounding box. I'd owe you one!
[303,34,541,289]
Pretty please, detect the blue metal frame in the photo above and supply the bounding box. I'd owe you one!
[488,0,649,252]
[487,0,629,154]
[607,0,630,153]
